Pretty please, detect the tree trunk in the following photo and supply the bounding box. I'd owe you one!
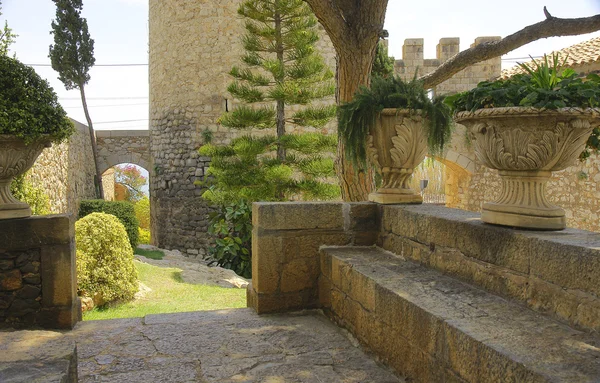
[274,5,286,163]
[335,47,378,201]
[304,0,387,201]
[79,84,104,199]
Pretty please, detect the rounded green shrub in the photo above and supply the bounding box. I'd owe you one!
[0,55,74,144]
[78,199,139,249]
[138,227,151,245]
[75,212,138,303]
[10,173,51,215]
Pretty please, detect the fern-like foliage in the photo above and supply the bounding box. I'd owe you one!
[338,75,452,166]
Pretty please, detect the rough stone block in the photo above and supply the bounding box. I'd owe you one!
[253,202,344,231]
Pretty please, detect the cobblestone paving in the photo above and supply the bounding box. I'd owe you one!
[70,309,403,383]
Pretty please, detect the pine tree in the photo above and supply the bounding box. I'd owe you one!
[372,40,395,78]
[201,0,339,205]
[49,0,103,198]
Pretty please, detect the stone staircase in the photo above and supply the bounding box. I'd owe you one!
[248,202,600,382]
[321,246,600,382]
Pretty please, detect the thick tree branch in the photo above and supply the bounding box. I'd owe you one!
[304,0,348,45]
[420,11,600,89]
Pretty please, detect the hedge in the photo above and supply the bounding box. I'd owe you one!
[78,200,139,249]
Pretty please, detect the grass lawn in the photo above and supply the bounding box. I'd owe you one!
[134,247,165,260]
[83,260,246,321]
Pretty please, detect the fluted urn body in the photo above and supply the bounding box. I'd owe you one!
[0,136,51,219]
[455,107,600,230]
[367,109,427,204]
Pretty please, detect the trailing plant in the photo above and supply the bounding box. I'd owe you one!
[78,200,139,249]
[10,173,51,215]
[0,55,74,143]
[206,199,252,279]
[75,212,138,304]
[338,75,452,166]
[445,53,600,159]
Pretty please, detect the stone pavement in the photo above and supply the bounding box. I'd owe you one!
[69,309,403,382]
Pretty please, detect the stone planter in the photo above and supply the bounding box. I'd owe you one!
[455,107,600,230]
[367,109,427,204]
[0,135,51,219]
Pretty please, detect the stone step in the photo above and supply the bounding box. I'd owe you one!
[320,246,600,383]
[0,330,77,383]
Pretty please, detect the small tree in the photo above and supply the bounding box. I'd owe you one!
[114,164,147,203]
[0,0,17,56]
[201,0,339,204]
[200,0,339,276]
[49,0,103,198]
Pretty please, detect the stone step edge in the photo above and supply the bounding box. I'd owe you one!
[319,246,600,383]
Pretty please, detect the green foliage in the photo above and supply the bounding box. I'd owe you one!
[49,0,95,90]
[338,75,453,166]
[75,212,138,304]
[134,247,164,260]
[0,55,74,143]
[0,1,17,56]
[200,133,338,204]
[138,227,151,245]
[445,53,600,159]
[10,173,51,215]
[134,196,150,230]
[372,41,395,78]
[78,200,139,249]
[207,199,252,278]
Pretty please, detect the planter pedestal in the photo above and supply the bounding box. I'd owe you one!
[367,109,427,205]
[456,107,600,230]
[481,170,565,230]
[0,136,50,220]
[0,180,31,219]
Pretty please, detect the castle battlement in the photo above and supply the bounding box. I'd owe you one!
[394,36,502,94]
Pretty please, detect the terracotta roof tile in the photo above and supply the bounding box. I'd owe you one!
[501,37,600,78]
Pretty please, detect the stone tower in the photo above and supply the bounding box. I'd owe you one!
[148,0,337,256]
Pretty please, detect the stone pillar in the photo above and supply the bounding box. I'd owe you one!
[0,215,79,329]
[248,202,379,314]
[436,37,459,61]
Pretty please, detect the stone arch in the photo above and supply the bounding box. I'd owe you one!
[429,149,477,209]
[96,130,151,175]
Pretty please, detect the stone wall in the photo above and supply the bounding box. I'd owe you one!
[95,130,151,174]
[148,0,337,255]
[25,120,97,217]
[102,168,115,201]
[0,215,79,329]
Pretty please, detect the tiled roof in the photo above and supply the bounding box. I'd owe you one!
[501,37,600,78]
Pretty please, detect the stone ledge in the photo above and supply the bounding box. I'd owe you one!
[95,129,149,137]
[379,205,600,332]
[0,330,77,383]
[0,215,73,249]
[321,246,600,383]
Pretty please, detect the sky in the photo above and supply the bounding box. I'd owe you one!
[1,0,600,134]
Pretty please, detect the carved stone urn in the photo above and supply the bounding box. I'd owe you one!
[367,109,427,204]
[0,136,51,219]
[455,107,600,230]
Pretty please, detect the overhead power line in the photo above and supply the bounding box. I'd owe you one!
[60,96,148,100]
[63,103,149,109]
[26,63,148,67]
[94,118,149,125]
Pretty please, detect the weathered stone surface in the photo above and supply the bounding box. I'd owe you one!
[379,205,600,332]
[322,246,600,383]
[69,309,402,382]
[0,269,22,291]
[253,202,345,231]
[0,330,77,383]
[0,215,78,329]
